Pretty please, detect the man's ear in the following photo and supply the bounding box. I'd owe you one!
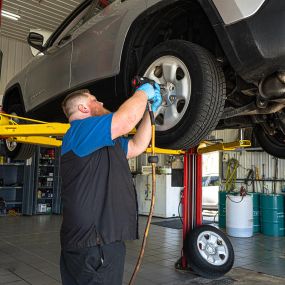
[78,104,89,113]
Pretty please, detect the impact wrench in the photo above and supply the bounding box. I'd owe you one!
[129,76,160,285]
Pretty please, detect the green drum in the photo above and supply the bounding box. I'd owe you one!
[251,193,261,233]
[260,194,284,237]
[218,191,227,228]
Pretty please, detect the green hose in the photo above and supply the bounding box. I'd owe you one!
[225,158,239,192]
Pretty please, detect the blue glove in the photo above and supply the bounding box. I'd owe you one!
[137,83,155,100]
[151,83,162,112]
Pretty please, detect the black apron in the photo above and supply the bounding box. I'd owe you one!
[60,140,138,250]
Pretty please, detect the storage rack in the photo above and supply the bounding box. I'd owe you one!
[0,161,24,214]
[0,146,34,216]
[34,146,61,215]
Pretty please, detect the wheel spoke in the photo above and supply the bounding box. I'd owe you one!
[162,62,178,83]
[209,234,218,245]
[207,255,215,264]
[217,245,226,253]
[176,77,190,100]
[164,103,179,124]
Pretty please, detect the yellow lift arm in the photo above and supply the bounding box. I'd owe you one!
[0,113,69,147]
[197,140,251,154]
[0,113,251,154]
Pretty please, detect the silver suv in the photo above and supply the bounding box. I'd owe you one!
[3,0,285,160]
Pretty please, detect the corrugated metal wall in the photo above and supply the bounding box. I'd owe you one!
[212,129,285,194]
[0,35,33,104]
[222,150,285,194]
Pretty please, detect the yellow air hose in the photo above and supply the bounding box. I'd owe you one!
[129,104,158,285]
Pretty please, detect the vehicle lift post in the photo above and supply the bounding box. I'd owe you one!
[176,148,202,269]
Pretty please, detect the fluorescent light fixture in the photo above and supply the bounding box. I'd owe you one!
[1,10,21,21]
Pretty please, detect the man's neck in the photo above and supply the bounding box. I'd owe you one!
[69,113,91,122]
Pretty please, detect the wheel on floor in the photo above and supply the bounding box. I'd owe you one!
[184,225,234,279]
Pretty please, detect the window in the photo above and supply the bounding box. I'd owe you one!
[202,176,219,187]
[47,0,117,47]
[57,0,117,45]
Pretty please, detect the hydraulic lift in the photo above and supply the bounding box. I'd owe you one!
[0,112,251,278]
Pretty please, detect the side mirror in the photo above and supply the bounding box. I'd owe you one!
[27,32,45,52]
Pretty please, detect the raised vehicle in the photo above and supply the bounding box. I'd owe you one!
[2,0,285,159]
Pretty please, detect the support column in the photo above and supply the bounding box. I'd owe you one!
[179,148,202,269]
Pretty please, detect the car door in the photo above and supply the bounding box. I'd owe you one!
[24,39,72,112]
[69,0,146,88]
[24,3,91,112]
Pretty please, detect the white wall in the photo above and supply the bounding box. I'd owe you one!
[0,35,33,104]
[202,151,219,176]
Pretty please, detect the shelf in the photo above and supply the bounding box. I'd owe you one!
[39,165,54,167]
[222,179,285,182]
[38,176,54,178]
[38,186,53,189]
[37,197,53,200]
[0,186,23,189]
[39,157,55,160]
[6,201,22,205]
[0,163,24,166]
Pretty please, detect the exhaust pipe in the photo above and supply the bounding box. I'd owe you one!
[259,71,285,99]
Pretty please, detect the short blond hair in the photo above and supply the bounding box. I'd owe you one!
[62,89,90,118]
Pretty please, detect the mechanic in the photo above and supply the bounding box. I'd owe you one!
[59,83,161,285]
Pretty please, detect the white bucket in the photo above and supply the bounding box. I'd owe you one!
[226,195,253,237]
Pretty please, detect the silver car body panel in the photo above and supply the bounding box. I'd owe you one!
[4,0,266,112]
[70,0,147,88]
[212,0,266,25]
[24,43,72,111]
[6,0,148,112]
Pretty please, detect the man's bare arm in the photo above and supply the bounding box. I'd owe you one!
[111,91,147,140]
[127,111,151,158]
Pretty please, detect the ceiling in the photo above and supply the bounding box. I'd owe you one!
[1,0,85,43]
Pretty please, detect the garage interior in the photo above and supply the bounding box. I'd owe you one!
[1,0,285,285]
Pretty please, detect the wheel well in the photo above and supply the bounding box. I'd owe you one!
[117,0,226,98]
[2,84,25,112]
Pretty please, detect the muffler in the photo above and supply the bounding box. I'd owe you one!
[259,71,285,99]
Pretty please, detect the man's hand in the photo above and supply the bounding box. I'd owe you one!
[137,83,162,112]
[137,83,155,100]
[151,83,162,112]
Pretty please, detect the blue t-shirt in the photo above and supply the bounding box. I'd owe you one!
[61,114,129,157]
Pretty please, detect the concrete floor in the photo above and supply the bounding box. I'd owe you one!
[0,215,285,285]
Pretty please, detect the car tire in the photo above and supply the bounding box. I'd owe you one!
[139,40,226,150]
[254,125,285,158]
[184,225,234,279]
[4,104,36,160]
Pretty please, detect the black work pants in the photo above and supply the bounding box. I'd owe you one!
[60,241,126,285]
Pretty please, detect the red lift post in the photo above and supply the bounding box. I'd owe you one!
[180,148,203,269]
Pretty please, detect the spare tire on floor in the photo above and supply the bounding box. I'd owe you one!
[184,225,234,279]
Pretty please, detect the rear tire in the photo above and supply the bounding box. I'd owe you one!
[139,40,226,150]
[4,104,36,160]
[184,225,234,279]
[254,125,285,158]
